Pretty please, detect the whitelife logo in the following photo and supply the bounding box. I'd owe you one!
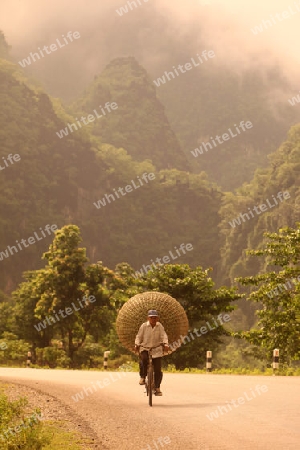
[206,385,268,421]
[116,0,150,17]
[56,102,118,139]
[266,275,300,299]
[18,31,81,67]
[71,373,127,402]
[153,50,215,87]
[93,172,155,209]
[251,2,300,35]
[0,153,21,171]
[228,191,290,228]
[169,313,231,351]
[0,341,7,350]
[134,243,193,278]
[34,295,96,332]
[0,224,58,261]
[191,121,253,157]
[288,91,300,106]
[140,436,171,450]
[0,412,43,442]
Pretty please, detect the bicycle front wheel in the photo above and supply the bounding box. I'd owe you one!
[148,366,153,407]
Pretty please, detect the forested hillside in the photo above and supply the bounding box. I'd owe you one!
[157,64,300,189]
[1,29,300,298]
[0,56,99,290]
[219,123,300,284]
[0,52,223,293]
[73,57,189,171]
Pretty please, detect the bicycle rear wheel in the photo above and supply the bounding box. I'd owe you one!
[147,366,153,406]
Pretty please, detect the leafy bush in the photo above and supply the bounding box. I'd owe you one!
[0,333,29,366]
[72,341,104,369]
[0,392,49,449]
[35,347,71,368]
[110,355,136,370]
[161,365,300,375]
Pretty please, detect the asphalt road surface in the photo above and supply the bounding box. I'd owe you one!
[0,368,299,450]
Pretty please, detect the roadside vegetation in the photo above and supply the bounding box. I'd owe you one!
[0,224,299,374]
[0,386,93,450]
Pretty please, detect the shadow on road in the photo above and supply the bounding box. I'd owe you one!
[149,403,219,408]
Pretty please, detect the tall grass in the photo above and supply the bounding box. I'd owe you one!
[0,392,49,449]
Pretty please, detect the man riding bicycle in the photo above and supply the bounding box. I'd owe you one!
[134,309,169,396]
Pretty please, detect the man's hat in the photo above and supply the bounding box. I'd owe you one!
[148,309,159,317]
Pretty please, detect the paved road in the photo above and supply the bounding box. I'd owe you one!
[0,369,299,449]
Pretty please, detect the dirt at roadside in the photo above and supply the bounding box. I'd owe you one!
[0,381,101,449]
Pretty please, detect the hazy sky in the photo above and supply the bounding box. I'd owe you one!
[0,0,299,97]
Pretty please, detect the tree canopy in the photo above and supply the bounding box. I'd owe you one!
[236,224,300,363]
[13,225,118,362]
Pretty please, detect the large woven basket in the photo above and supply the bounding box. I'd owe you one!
[116,291,189,354]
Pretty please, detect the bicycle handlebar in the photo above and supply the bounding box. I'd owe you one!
[141,343,164,351]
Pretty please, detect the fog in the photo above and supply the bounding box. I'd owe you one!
[0,0,299,99]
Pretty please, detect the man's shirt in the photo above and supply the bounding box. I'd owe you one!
[135,321,168,358]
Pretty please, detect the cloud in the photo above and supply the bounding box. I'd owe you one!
[0,0,299,99]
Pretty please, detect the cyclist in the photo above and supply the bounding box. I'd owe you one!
[135,309,169,396]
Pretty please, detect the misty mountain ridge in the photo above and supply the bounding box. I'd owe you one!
[2,3,300,188]
[0,19,300,297]
[0,51,222,293]
[72,56,189,171]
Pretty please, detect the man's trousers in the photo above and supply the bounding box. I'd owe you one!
[139,350,163,388]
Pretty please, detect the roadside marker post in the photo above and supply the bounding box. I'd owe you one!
[26,351,32,368]
[206,350,212,372]
[104,351,110,370]
[273,348,279,375]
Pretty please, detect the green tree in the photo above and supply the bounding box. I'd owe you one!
[236,224,300,364]
[0,290,13,338]
[132,264,239,368]
[0,332,30,366]
[13,225,117,363]
[13,270,54,348]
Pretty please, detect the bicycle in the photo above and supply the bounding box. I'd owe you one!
[141,344,164,407]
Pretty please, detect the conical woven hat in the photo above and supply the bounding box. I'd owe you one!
[116,291,189,354]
